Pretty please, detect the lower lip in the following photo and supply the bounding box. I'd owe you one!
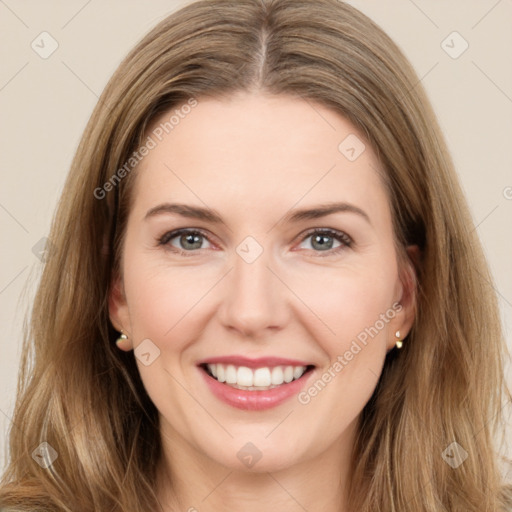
[199,366,314,411]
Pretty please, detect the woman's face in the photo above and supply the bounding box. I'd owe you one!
[110,91,415,473]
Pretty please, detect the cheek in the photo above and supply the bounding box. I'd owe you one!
[123,250,223,348]
[288,259,398,348]
[293,268,396,423]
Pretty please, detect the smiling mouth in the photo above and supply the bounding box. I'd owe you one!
[200,363,315,391]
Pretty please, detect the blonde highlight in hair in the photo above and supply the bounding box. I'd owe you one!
[1,0,511,510]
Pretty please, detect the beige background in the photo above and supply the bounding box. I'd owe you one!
[1,0,511,476]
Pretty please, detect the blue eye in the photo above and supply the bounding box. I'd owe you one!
[158,229,212,255]
[157,228,352,257]
[297,229,352,255]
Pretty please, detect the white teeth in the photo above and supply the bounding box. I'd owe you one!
[253,367,271,387]
[225,364,237,384]
[205,363,308,390]
[216,364,226,383]
[293,366,304,379]
[271,366,284,385]
[237,366,253,387]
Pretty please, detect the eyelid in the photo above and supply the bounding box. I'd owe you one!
[158,227,210,244]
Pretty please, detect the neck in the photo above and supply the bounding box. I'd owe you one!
[155,418,357,512]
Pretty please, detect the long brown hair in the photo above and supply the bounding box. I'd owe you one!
[1,0,511,510]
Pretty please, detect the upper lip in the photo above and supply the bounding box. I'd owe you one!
[197,355,315,369]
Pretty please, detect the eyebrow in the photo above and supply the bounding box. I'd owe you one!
[144,201,371,225]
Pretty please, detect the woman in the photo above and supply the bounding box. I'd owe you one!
[1,0,511,510]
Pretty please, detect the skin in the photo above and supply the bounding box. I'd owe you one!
[109,91,417,512]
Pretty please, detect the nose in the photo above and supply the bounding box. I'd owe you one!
[217,241,290,338]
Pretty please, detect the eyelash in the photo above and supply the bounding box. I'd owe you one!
[157,228,353,257]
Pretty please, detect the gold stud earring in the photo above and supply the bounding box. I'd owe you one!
[116,332,127,343]
[395,330,403,349]
[116,331,128,348]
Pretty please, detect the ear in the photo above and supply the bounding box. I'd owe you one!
[108,272,133,351]
[387,245,419,351]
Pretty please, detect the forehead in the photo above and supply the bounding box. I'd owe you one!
[131,92,389,225]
